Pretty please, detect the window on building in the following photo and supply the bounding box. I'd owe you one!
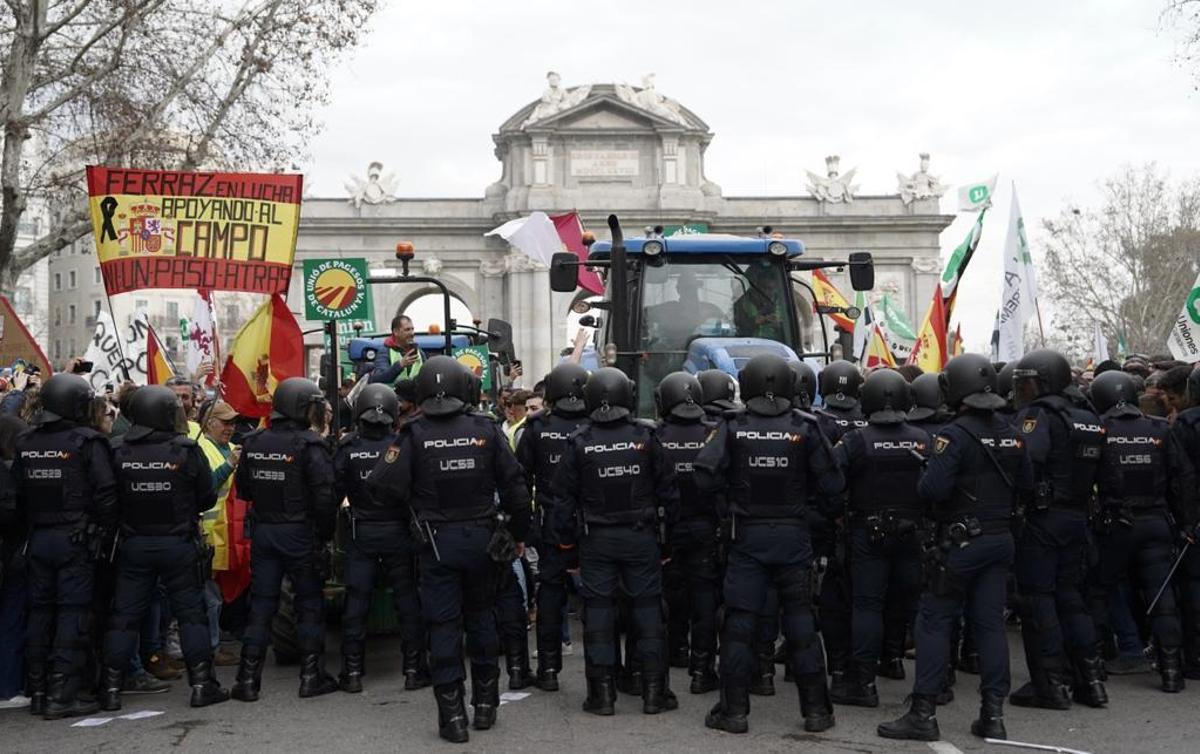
[54,341,61,360]
[68,304,76,324]
[53,273,61,291]
[68,270,76,289]
[94,267,101,284]
[93,299,102,317]
[69,340,76,357]
[166,301,179,322]
[54,307,61,326]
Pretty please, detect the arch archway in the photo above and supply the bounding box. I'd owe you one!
[399,289,475,333]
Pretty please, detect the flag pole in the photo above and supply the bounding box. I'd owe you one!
[1034,299,1047,347]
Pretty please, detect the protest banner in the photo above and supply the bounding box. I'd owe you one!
[83,311,149,389]
[86,167,302,296]
[0,296,52,374]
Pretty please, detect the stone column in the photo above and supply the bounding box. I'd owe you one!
[503,251,555,386]
[478,256,507,324]
[910,256,941,325]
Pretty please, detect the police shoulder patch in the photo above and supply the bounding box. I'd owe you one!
[384,445,400,464]
[1022,418,1037,434]
[934,436,950,454]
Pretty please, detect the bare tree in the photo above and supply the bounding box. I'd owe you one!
[1040,163,1200,356]
[0,0,380,292]
[1164,1,1200,86]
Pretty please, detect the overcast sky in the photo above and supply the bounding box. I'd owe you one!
[300,0,1200,351]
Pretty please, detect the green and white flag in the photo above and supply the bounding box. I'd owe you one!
[996,186,1039,362]
[957,174,998,212]
[879,294,916,359]
[1167,272,1200,363]
[940,210,987,310]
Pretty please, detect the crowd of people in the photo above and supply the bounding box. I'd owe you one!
[1,337,1199,747]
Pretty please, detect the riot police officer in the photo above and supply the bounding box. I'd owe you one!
[366,356,530,744]
[98,386,227,711]
[909,373,953,435]
[878,353,1033,742]
[789,361,817,410]
[1087,370,1190,692]
[996,362,1017,424]
[699,354,844,734]
[14,374,116,719]
[552,367,679,716]
[334,384,429,694]
[232,377,338,702]
[656,371,720,694]
[1009,349,1106,710]
[833,369,928,708]
[1170,368,1200,678]
[697,369,738,418]
[514,362,589,692]
[812,359,864,700]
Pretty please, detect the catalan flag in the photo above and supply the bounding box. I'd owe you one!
[219,294,304,418]
[145,320,177,385]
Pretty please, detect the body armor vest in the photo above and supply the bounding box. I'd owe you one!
[815,405,867,445]
[657,418,713,521]
[407,413,499,522]
[17,426,100,526]
[1098,413,1169,509]
[339,431,403,521]
[114,437,198,536]
[944,413,1026,524]
[726,411,816,520]
[574,420,658,525]
[848,423,929,515]
[241,427,322,523]
[527,412,587,503]
[1029,395,1104,505]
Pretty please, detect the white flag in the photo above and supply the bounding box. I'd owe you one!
[996,187,1039,362]
[1167,271,1200,363]
[83,311,148,389]
[1092,322,1107,365]
[185,292,217,384]
[485,211,563,266]
[958,174,998,212]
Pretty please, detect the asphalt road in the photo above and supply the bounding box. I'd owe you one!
[2,626,1195,754]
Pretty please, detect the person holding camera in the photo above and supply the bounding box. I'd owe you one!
[369,315,427,385]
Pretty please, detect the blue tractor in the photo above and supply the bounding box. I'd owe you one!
[550,216,874,416]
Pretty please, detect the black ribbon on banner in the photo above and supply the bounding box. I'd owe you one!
[99,196,118,242]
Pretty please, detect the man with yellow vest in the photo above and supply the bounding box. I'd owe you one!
[369,315,426,385]
[197,401,242,666]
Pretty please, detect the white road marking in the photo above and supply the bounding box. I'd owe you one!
[499,691,531,706]
[928,742,964,754]
[71,717,114,727]
[119,710,165,720]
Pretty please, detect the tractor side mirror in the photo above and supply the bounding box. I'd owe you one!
[549,253,579,293]
[579,315,601,329]
[849,252,874,291]
[485,318,515,362]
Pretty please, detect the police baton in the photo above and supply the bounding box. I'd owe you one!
[1146,540,1189,617]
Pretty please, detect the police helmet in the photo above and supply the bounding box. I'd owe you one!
[271,377,324,424]
[1012,349,1072,398]
[940,353,1006,411]
[738,354,793,416]
[656,372,705,421]
[584,367,635,423]
[37,373,94,424]
[819,360,863,410]
[415,356,472,417]
[545,362,589,415]
[1089,370,1141,417]
[395,378,417,405]
[697,369,738,411]
[788,361,817,410]
[860,369,912,425]
[127,385,183,433]
[355,383,398,425]
[908,373,945,422]
[996,361,1016,404]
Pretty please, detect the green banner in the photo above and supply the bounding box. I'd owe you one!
[453,344,492,391]
[303,258,372,321]
[662,223,709,236]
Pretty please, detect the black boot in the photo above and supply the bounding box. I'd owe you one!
[831,661,878,708]
[1159,647,1185,693]
[339,652,364,693]
[877,656,906,680]
[99,666,124,711]
[616,665,642,696]
[935,665,955,705]
[877,693,939,741]
[582,670,616,715]
[231,652,263,702]
[402,642,431,690]
[1010,660,1071,710]
[435,682,470,743]
[797,672,835,732]
[187,660,230,708]
[470,665,500,730]
[668,637,691,669]
[26,664,47,716]
[504,638,534,691]
[642,672,678,714]
[749,646,775,696]
[1071,656,1108,708]
[705,685,749,734]
[970,692,1006,739]
[689,651,719,694]
[535,646,561,692]
[43,672,99,720]
[298,653,338,698]
[958,628,981,674]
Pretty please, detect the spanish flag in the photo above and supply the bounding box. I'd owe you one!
[219,294,303,418]
[811,269,856,332]
[863,322,898,369]
[145,321,177,385]
[908,284,949,372]
[950,324,965,357]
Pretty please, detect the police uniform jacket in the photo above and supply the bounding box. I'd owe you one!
[835,421,930,518]
[656,416,715,524]
[1014,394,1104,507]
[13,420,117,530]
[235,418,336,538]
[112,429,215,537]
[334,426,405,522]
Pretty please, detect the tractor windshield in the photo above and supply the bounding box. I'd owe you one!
[634,255,793,412]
